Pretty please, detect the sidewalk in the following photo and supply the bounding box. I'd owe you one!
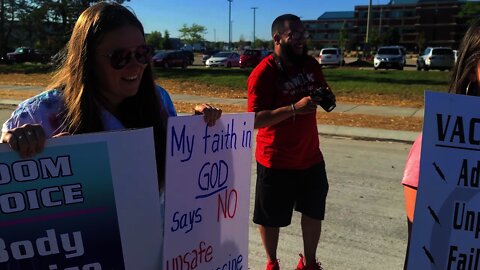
[0,84,421,142]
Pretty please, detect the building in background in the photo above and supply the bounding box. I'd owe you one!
[303,12,356,49]
[303,0,478,52]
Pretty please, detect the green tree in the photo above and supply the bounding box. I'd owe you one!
[382,27,400,46]
[18,1,49,49]
[1,0,14,54]
[306,38,314,51]
[237,34,246,50]
[0,0,131,55]
[214,41,224,49]
[368,28,381,48]
[338,22,348,51]
[146,31,163,50]
[267,40,274,50]
[416,32,426,53]
[178,23,206,45]
[163,30,173,50]
[459,2,480,24]
[253,38,263,49]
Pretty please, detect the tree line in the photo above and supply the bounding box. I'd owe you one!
[0,0,129,55]
[148,23,273,51]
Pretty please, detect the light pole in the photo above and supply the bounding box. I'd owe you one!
[364,0,372,58]
[231,21,234,49]
[228,0,233,50]
[251,7,258,48]
[378,7,383,35]
[365,0,372,44]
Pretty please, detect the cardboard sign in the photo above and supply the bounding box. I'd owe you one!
[163,113,254,270]
[0,128,163,270]
[408,92,480,269]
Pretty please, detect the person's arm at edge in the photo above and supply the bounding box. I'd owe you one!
[194,104,222,127]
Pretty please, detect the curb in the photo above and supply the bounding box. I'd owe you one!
[319,124,418,143]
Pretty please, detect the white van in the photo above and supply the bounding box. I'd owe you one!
[318,48,344,66]
[416,47,455,71]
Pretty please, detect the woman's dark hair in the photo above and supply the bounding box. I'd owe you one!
[48,2,168,188]
[450,18,480,95]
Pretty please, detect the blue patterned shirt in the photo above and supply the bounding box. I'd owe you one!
[2,85,177,136]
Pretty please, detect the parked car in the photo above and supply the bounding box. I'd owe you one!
[152,50,189,69]
[6,47,49,64]
[239,49,270,68]
[373,46,405,70]
[202,50,220,64]
[416,47,455,71]
[388,45,407,65]
[180,50,194,65]
[205,52,240,67]
[0,54,9,64]
[318,48,344,66]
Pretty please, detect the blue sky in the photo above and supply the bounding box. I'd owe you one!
[125,0,390,42]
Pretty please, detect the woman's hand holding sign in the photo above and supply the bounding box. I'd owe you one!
[1,124,46,159]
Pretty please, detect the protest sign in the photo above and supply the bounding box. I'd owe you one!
[408,92,480,269]
[0,128,163,270]
[163,113,254,270]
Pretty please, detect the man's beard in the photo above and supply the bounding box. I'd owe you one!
[280,43,308,66]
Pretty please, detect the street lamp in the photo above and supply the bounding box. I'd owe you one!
[365,0,372,44]
[364,0,372,59]
[231,21,234,48]
[228,0,233,50]
[251,7,258,48]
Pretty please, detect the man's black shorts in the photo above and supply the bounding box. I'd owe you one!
[253,161,329,227]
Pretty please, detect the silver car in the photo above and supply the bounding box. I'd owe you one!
[374,46,404,70]
[416,47,455,71]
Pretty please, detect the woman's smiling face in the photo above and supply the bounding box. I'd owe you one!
[93,25,148,109]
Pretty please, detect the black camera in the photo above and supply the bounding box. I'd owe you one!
[310,86,336,112]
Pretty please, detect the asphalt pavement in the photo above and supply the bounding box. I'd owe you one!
[248,136,410,269]
[0,83,421,142]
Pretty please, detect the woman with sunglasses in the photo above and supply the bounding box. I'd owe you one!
[1,2,221,182]
[402,18,480,269]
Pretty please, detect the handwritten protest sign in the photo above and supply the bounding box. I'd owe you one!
[163,113,254,270]
[408,92,480,269]
[0,128,163,270]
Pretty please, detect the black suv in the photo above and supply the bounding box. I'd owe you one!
[6,47,50,64]
[179,50,194,65]
[152,51,190,69]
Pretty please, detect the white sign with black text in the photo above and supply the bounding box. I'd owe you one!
[163,113,254,270]
[409,91,480,270]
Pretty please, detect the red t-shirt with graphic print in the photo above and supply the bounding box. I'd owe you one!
[247,54,328,169]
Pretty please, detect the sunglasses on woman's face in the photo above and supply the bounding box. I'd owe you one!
[100,45,153,70]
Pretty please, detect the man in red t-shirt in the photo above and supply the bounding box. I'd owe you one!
[248,14,334,270]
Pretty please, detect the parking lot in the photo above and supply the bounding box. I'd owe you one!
[192,53,444,72]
